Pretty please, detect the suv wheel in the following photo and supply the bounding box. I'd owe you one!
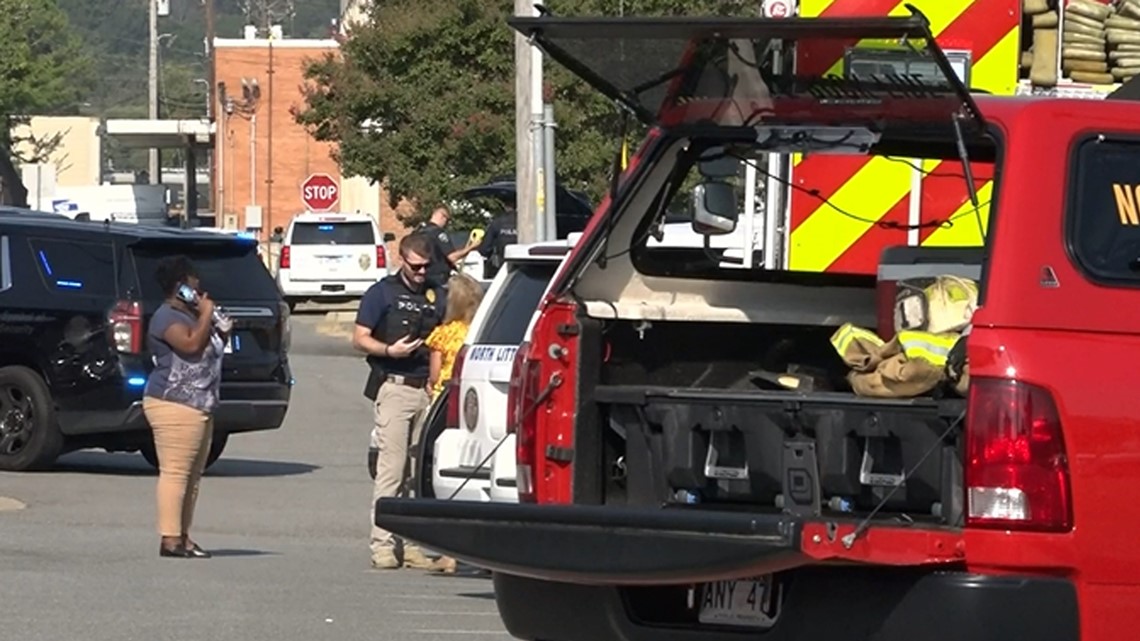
[0,366,63,472]
[139,433,229,473]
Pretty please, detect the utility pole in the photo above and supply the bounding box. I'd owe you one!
[206,0,216,120]
[515,0,540,244]
[148,0,159,184]
[206,0,217,225]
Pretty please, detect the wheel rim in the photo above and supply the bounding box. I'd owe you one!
[0,383,35,456]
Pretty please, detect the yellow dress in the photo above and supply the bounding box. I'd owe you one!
[425,320,471,398]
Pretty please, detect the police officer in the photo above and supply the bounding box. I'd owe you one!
[478,205,518,279]
[415,204,481,286]
[353,232,446,570]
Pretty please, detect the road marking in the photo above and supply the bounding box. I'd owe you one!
[405,625,503,629]
[395,610,499,616]
[0,496,26,511]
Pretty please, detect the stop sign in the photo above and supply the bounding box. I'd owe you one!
[301,173,340,211]
[763,0,792,17]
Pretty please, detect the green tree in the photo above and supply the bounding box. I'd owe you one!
[0,0,93,160]
[294,0,756,228]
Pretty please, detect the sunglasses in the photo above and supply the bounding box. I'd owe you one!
[402,257,430,272]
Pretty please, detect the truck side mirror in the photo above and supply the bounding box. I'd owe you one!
[692,181,738,235]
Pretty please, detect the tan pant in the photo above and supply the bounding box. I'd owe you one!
[370,380,430,554]
[143,397,214,537]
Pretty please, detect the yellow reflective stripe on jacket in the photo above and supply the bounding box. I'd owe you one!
[897,331,959,367]
[830,323,884,356]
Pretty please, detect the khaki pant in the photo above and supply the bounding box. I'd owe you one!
[370,380,430,554]
[143,397,214,537]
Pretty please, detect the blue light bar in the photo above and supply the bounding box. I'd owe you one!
[236,231,257,241]
[317,224,335,231]
[126,376,146,388]
[38,250,53,275]
[55,280,82,289]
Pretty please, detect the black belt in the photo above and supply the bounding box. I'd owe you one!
[386,374,428,389]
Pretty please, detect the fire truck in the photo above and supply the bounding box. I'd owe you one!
[736,0,1121,274]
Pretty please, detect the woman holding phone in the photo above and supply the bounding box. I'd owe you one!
[142,255,232,558]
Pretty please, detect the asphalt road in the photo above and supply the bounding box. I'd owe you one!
[0,313,512,641]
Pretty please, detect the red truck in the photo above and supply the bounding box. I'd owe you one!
[376,11,1140,641]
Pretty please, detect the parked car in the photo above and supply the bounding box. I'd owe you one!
[419,238,576,502]
[456,176,594,240]
[0,209,293,472]
[373,12,1130,641]
[276,212,394,309]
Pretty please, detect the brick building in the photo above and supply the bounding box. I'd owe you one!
[212,35,412,256]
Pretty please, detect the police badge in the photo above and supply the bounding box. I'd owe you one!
[358,253,371,271]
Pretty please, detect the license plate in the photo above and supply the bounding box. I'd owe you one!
[697,576,782,629]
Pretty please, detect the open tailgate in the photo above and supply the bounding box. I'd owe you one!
[507,11,982,133]
[376,498,964,585]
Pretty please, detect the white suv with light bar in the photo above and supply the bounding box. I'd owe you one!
[429,237,576,502]
[276,212,394,307]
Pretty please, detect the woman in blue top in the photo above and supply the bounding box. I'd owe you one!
[142,255,231,559]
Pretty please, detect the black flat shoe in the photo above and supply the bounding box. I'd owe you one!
[160,544,194,558]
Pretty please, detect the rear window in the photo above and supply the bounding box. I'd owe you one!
[131,243,280,302]
[30,237,118,296]
[475,262,558,344]
[1068,136,1140,285]
[290,221,375,245]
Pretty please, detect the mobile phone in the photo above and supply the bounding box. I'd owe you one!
[176,284,199,305]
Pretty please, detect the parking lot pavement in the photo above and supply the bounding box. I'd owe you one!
[0,317,513,641]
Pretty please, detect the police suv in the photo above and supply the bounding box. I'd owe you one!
[426,237,576,502]
[276,212,394,308]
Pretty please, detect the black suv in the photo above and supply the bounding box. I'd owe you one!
[0,209,293,472]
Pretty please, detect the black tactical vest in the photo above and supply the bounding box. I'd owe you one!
[367,275,444,378]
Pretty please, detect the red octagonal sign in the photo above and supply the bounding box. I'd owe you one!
[301,173,340,212]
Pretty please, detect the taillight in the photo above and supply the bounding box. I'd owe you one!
[280,245,291,269]
[109,300,142,354]
[376,245,387,269]
[444,345,468,429]
[278,300,292,352]
[966,378,1073,532]
[509,340,541,502]
[508,299,580,504]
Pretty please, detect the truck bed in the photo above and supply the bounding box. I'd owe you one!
[583,318,967,526]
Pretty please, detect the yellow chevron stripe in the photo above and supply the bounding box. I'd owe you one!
[822,0,972,77]
[788,157,912,271]
[969,25,1020,96]
[921,180,994,247]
